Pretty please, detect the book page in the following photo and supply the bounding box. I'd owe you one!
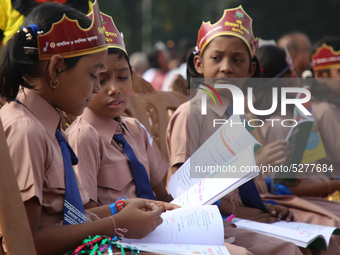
[271,221,340,247]
[125,205,224,246]
[168,115,260,198]
[117,242,231,255]
[232,218,330,248]
[171,144,258,207]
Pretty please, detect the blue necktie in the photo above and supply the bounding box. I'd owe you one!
[114,134,156,200]
[225,107,265,211]
[56,129,86,225]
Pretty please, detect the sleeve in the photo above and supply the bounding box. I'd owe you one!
[166,102,201,167]
[137,120,169,187]
[67,124,101,203]
[5,117,47,204]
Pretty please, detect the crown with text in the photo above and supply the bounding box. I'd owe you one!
[196,5,259,57]
[311,43,340,71]
[37,0,107,60]
[99,12,127,54]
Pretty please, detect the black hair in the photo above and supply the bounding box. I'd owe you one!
[251,45,294,120]
[108,48,133,77]
[186,36,261,89]
[310,36,340,106]
[147,49,161,69]
[0,3,92,101]
[256,45,291,78]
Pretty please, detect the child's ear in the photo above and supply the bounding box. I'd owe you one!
[48,54,65,82]
[193,55,204,74]
[247,61,256,78]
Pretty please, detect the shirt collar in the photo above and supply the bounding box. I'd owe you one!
[194,86,231,117]
[17,89,61,137]
[81,108,133,143]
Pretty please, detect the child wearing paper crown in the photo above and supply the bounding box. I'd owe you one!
[66,13,173,207]
[0,2,177,254]
[166,6,304,255]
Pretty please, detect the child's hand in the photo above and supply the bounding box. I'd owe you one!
[124,198,180,211]
[264,203,296,222]
[114,200,163,239]
[255,140,288,167]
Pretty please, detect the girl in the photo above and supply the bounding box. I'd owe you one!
[254,45,340,197]
[66,13,172,207]
[0,3,175,255]
[166,6,302,255]
[311,36,340,180]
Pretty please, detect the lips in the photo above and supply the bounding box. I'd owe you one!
[107,99,123,110]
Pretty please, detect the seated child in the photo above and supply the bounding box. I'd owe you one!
[66,13,172,208]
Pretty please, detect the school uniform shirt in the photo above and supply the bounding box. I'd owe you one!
[0,89,92,227]
[166,88,304,255]
[166,87,231,168]
[259,112,294,146]
[312,101,340,178]
[66,108,169,205]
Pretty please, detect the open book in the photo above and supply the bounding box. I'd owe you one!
[168,115,261,207]
[232,218,340,250]
[274,85,326,183]
[118,205,231,255]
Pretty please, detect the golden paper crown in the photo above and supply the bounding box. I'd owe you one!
[98,12,127,54]
[196,6,259,57]
[311,43,340,71]
[37,0,107,60]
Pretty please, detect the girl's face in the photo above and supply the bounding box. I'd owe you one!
[315,67,340,96]
[194,36,255,90]
[55,50,107,116]
[89,53,132,119]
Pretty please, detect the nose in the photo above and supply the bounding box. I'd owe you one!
[220,58,233,74]
[108,82,121,96]
[93,79,101,94]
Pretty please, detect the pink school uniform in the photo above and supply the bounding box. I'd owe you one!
[66,107,169,205]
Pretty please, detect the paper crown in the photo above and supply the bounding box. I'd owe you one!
[99,12,127,54]
[196,6,259,57]
[37,0,107,60]
[311,43,340,71]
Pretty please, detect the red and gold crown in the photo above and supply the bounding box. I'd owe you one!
[195,5,259,57]
[98,12,127,54]
[37,0,107,60]
[311,43,340,71]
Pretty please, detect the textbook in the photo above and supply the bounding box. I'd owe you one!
[118,205,231,255]
[293,86,326,165]
[274,86,326,183]
[232,218,340,250]
[168,115,261,207]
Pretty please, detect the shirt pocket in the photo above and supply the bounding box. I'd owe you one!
[97,162,134,191]
[45,164,66,190]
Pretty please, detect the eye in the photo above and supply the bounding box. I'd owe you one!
[100,79,106,85]
[118,76,128,80]
[234,58,244,63]
[211,56,221,61]
[90,74,97,79]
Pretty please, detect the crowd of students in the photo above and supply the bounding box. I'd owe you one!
[0,1,340,254]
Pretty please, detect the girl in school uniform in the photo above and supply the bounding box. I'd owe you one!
[65,12,256,255]
[166,6,303,255]
[66,13,172,208]
[252,44,340,254]
[0,2,176,254]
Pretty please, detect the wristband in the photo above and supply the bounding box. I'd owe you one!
[109,202,117,215]
[213,199,221,209]
[115,197,128,213]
